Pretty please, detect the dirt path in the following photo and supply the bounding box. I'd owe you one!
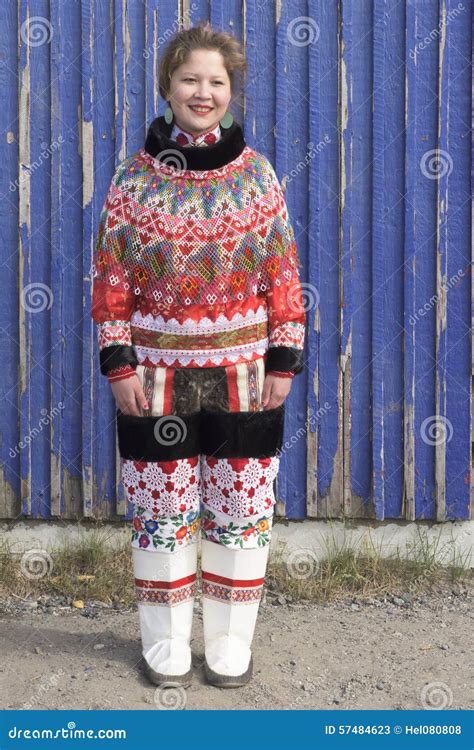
[1,584,471,711]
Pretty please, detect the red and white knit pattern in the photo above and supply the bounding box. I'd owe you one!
[201,456,279,517]
[121,457,200,515]
[97,320,132,348]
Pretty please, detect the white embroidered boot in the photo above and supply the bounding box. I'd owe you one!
[201,539,270,688]
[132,543,198,687]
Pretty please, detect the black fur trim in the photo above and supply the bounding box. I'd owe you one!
[117,410,201,461]
[116,406,285,460]
[265,346,304,375]
[144,116,246,171]
[200,406,285,458]
[100,345,138,376]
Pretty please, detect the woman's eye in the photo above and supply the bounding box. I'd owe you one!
[184,78,222,84]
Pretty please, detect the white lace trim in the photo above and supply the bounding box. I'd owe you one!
[134,340,268,367]
[130,305,268,334]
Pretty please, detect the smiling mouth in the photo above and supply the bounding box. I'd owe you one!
[189,105,213,113]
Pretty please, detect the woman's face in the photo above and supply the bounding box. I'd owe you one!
[167,49,232,136]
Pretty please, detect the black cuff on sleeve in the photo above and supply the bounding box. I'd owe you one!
[99,345,138,376]
[264,346,304,375]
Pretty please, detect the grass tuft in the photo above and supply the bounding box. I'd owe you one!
[0,522,471,606]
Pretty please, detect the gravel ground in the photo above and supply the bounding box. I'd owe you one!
[0,582,471,711]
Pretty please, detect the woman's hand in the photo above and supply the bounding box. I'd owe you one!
[261,374,292,410]
[110,376,149,416]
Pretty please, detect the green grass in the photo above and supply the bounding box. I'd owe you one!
[265,521,472,603]
[0,521,471,606]
[0,527,135,606]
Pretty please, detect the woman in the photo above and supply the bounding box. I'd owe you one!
[91,21,306,689]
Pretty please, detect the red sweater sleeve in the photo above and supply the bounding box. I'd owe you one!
[261,160,306,375]
[91,162,138,376]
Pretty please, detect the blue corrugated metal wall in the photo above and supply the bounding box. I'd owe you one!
[0,1,471,521]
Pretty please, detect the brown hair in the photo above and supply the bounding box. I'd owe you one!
[158,21,247,103]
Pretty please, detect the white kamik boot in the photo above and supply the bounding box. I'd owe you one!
[201,540,270,688]
[132,543,197,687]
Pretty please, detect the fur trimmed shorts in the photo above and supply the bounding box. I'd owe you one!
[117,358,284,552]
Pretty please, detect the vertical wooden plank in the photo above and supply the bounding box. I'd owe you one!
[340,0,358,521]
[436,0,448,522]
[183,0,209,29]
[18,1,54,519]
[146,1,195,128]
[340,0,375,519]
[18,0,32,517]
[144,0,160,134]
[81,0,94,518]
[119,4,146,155]
[272,0,309,519]
[339,0,353,523]
[437,0,472,520]
[371,0,386,519]
[244,0,274,156]
[305,0,322,517]
[381,0,406,520]
[50,0,84,518]
[245,0,280,517]
[114,0,127,164]
[404,0,440,520]
[306,0,341,518]
[82,0,118,517]
[115,0,146,518]
[0,2,21,517]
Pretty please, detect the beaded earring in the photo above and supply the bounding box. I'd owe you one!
[219,111,234,129]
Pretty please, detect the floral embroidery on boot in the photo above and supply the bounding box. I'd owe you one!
[132,505,200,553]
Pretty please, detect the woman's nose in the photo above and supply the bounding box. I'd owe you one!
[196,86,212,99]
